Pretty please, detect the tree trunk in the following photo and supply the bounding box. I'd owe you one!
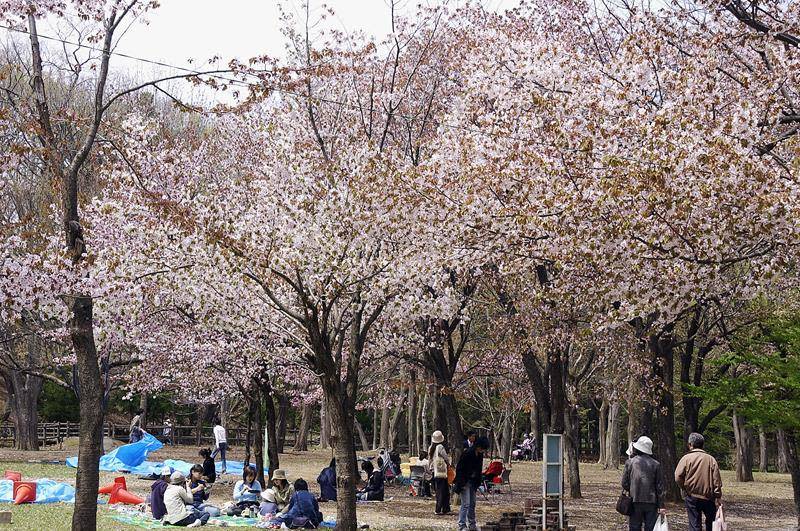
[598,398,608,466]
[732,410,754,482]
[435,388,464,463]
[379,405,390,448]
[407,376,417,455]
[564,402,582,498]
[371,408,378,450]
[605,401,621,470]
[759,427,768,473]
[139,394,148,431]
[293,404,310,452]
[530,402,539,458]
[777,429,790,474]
[323,387,359,531]
[5,369,43,451]
[388,390,406,449]
[70,295,105,531]
[355,418,370,451]
[320,396,331,449]
[254,393,265,487]
[417,387,425,453]
[244,399,254,468]
[501,408,514,464]
[647,329,681,502]
[261,380,280,483]
[276,394,289,454]
[783,432,800,528]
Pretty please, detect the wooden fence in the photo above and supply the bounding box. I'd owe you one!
[0,422,303,449]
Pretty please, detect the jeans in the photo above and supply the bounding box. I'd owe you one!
[129,428,142,443]
[433,478,450,514]
[629,502,658,531]
[196,503,220,517]
[173,511,210,526]
[457,484,477,531]
[685,496,717,531]
[211,442,227,472]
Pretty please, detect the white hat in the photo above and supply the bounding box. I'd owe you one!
[170,471,186,484]
[431,430,444,444]
[261,488,277,503]
[625,443,634,457]
[160,465,173,476]
[632,436,653,455]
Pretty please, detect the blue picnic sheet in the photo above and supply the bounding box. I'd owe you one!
[127,459,267,477]
[66,432,163,472]
[0,478,75,503]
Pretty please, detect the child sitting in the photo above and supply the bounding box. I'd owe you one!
[357,461,384,501]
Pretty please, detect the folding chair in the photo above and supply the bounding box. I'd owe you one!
[408,465,426,496]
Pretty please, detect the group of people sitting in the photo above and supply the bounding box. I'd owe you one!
[147,451,324,528]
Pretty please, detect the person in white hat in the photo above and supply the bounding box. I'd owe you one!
[427,430,452,515]
[259,487,279,516]
[621,436,666,531]
[150,465,173,520]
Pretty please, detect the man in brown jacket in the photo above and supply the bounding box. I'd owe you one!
[675,433,723,531]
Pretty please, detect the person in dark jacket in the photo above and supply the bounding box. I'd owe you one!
[621,436,667,531]
[272,478,323,528]
[454,436,489,531]
[317,458,337,502]
[199,448,216,483]
[150,466,172,520]
[357,461,385,501]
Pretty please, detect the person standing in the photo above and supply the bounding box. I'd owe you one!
[429,430,452,515]
[454,436,489,531]
[211,418,227,474]
[463,430,477,449]
[675,432,723,531]
[621,436,666,531]
[130,409,144,443]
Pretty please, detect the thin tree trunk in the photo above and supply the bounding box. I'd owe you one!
[371,407,378,450]
[244,399,254,468]
[388,390,407,449]
[783,432,800,528]
[598,398,608,465]
[407,377,417,455]
[759,427,768,473]
[733,410,754,482]
[605,401,621,470]
[530,402,539,458]
[418,386,427,452]
[564,402,582,498]
[320,396,330,449]
[261,380,280,483]
[501,408,514,464]
[139,394,148,431]
[293,404,310,452]
[777,429,790,474]
[254,392,265,487]
[380,405,390,448]
[355,418,370,451]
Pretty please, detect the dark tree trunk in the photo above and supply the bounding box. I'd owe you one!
[407,375,417,455]
[647,329,681,502]
[564,403,582,498]
[5,368,43,451]
[598,398,608,465]
[244,399,254,468]
[139,394,148,431]
[293,404,310,452]
[254,393,265,487]
[323,385,359,531]
[778,429,791,474]
[355,418,370,451]
[70,295,104,531]
[783,431,800,527]
[435,388,464,463]
[372,407,378,450]
[732,410,754,482]
[276,394,289,454]
[260,379,280,484]
[320,397,331,449]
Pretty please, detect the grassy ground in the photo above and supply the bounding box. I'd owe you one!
[0,445,795,530]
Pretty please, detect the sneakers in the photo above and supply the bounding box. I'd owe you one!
[186,520,202,528]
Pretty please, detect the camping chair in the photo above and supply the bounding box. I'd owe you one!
[499,468,512,496]
[408,465,426,496]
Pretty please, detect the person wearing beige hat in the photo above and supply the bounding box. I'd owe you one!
[621,436,666,531]
[266,469,295,515]
[164,471,209,527]
[428,430,452,515]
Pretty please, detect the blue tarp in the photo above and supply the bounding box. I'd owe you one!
[0,479,75,503]
[66,432,163,472]
[126,459,266,477]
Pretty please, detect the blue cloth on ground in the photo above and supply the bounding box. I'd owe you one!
[66,432,163,472]
[0,478,75,503]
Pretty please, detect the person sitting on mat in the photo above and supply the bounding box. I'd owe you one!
[270,478,323,529]
[317,458,337,502]
[228,465,262,516]
[357,460,384,501]
[267,469,294,515]
[188,464,220,517]
[150,466,172,520]
[164,471,210,527]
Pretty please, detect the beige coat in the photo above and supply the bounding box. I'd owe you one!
[675,449,723,500]
[162,484,193,524]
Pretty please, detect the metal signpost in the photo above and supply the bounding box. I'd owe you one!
[542,433,564,530]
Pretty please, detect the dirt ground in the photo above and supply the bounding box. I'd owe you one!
[0,444,796,530]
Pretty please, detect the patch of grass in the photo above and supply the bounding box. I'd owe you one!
[1,504,137,530]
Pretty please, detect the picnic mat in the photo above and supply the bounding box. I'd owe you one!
[108,511,338,529]
[67,432,163,472]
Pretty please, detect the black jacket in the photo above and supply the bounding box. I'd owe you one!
[622,454,664,507]
[454,447,483,492]
[361,470,384,501]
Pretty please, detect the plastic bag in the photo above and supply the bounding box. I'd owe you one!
[712,506,727,531]
[653,514,669,531]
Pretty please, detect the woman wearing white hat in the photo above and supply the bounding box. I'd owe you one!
[427,430,452,515]
[621,436,667,531]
